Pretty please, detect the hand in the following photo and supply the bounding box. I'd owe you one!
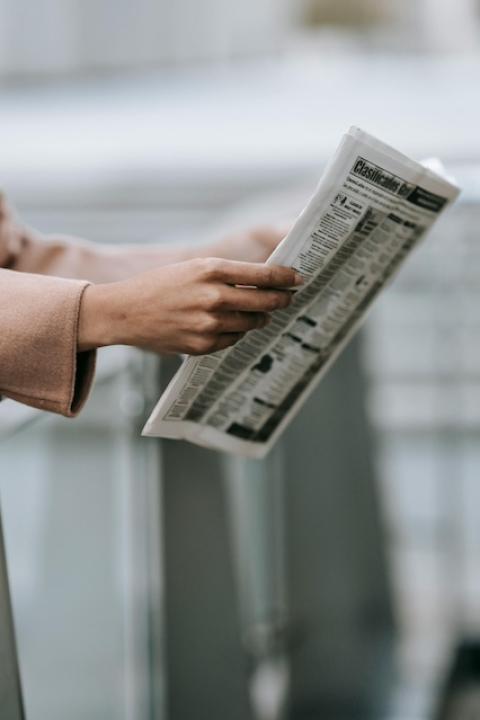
[78,257,303,356]
[208,225,291,264]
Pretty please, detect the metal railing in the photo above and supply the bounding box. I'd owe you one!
[0,509,25,720]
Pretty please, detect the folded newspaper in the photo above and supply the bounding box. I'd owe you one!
[143,127,460,458]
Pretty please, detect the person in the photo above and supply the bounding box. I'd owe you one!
[0,194,301,417]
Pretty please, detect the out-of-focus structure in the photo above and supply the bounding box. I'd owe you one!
[0,1,479,77]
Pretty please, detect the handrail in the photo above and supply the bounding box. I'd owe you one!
[0,347,141,441]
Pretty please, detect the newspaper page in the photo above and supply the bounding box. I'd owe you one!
[143,127,460,458]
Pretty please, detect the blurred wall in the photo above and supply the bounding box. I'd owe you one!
[302,0,393,26]
[0,0,294,78]
[1,0,480,80]
[301,0,480,52]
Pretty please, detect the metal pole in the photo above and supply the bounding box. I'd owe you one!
[0,507,25,720]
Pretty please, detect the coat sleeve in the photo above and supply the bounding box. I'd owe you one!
[0,195,96,416]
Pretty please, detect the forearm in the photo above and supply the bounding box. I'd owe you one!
[0,269,96,417]
[16,228,210,283]
[4,194,286,283]
[87,241,220,281]
[1,195,215,281]
[105,225,290,276]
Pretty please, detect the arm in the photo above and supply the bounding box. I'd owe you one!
[11,203,287,284]
[0,196,297,416]
[0,269,95,416]
[0,195,96,415]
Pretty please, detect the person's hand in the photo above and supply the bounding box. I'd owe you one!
[78,257,303,356]
[207,225,291,264]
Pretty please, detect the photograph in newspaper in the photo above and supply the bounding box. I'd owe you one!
[143,127,460,458]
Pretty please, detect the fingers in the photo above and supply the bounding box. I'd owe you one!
[204,259,303,289]
[213,312,269,333]
[187,332,244,355]
[217,286,294,313]
[186,311,269,354]
[213,333,245,352]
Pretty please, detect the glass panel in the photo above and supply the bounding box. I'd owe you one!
[0,349,163,720]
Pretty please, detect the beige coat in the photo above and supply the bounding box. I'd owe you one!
[0,195,97,416]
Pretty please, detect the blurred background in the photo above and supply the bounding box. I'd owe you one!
[1,2,480,719]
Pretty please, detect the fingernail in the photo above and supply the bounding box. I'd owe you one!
[294,272,305,286]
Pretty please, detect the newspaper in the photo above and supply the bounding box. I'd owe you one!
[143,127,460,458]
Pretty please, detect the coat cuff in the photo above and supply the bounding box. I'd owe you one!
[0,270,97,416]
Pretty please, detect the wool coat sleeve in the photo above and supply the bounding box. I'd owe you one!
[0,195,96,416]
